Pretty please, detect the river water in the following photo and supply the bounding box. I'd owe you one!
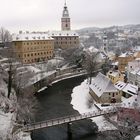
[31,76,108,140]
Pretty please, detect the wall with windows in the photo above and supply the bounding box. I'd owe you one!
[52,36,79,49]
[13,39,54,64]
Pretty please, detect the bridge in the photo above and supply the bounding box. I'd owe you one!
[20,107,117,132]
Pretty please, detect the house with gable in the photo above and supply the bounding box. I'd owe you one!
[89,72,120,103]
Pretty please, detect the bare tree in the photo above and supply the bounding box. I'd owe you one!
[0,27,12,47]
[11,67,39,124]
[16,86,39,124]
[101,58,110,75]
[83,52,99,84]
[6,49,19,98]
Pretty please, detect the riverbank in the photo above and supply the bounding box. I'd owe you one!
[71,79,116,131]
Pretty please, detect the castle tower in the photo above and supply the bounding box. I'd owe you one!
[61,0,71,31]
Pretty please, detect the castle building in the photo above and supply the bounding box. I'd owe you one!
[12,33,54,64]
[50,1,79,49]
[12,1,79,63]
[49,31,79,49]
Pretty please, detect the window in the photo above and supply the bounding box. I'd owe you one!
[112,93,115,97]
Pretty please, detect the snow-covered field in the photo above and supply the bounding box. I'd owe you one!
[71,79,117,131]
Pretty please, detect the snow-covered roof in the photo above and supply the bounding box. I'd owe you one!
[114,81,138,96]
[130,70,138,75]
[137,70,140,76]
[114,81,126,90]
[111,61,118,66]
[134,51,140,57]
[12,33,54,41]
[122,83,138,96]
[83,46,99,53]
[90,72,118,97]
[119,52,133,58]
[48,30,79,37]
[108,70,121,77]
[0,58,9,63]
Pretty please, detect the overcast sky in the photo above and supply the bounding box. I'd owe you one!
[0,0,140,33]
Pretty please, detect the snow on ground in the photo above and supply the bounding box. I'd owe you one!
[15,132,31,140]
[0,75,31,140]
[71,79,117,132]
[27,66,41,73]
[135,136,140,140]
[0,111,13,139]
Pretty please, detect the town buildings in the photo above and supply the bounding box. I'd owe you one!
[114,81,138,98]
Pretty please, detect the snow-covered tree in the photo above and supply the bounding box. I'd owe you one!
[16,87,39,124]
[61,46,84,66]
[0,27,12,48]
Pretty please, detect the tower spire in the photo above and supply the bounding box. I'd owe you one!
[61,0,71,31]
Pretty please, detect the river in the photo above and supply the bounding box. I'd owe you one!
[31,76,106,140]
